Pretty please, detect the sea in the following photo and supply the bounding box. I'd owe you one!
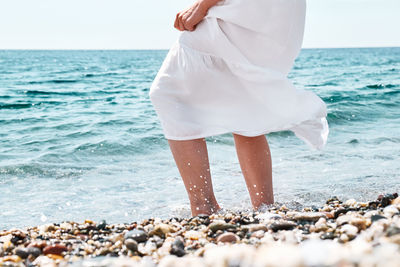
[0,47,399,229]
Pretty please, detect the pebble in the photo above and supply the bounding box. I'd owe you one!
[15,248,29,259]
[150,224,174,238]
[208,220,237,232]
[320,231,335,240]
[170,236,185,257]
[269,221,297,232]
[371,214,387,222]
[96,219,107,230]
[383,205,399,217]
[124,229,148,243]
[287,212,326,222]
[339,233,350,243]
[341,224,358,238]
[124,238,138,252]
[345,199,357,207]
[184,230,203,240]
[216,232,239,243]
[0,255,22,263]
[43,244,68,256]
[392,197,400,205]
[245,224,268,233]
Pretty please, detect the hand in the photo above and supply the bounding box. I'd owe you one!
[174,1,210,32]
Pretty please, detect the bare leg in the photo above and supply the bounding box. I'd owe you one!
[168,138,221,216]
[233,134,274,209]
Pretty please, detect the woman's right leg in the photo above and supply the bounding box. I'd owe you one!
[168,138,221,216]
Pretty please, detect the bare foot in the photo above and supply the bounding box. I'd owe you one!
[191,201,221,216]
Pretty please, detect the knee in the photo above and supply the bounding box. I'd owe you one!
[233,133,266,140]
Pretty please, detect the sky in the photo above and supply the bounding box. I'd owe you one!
[0,0,399,49]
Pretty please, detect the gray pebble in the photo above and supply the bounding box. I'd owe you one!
[124,239,138,252]
[269,221,297,232]
[371,214,386,222]
[208,221,237,232]
[96,220,107,230]
[27,247,41,258]
[15,248,29,259]
[170,236,185,257]
[124,229,148,243]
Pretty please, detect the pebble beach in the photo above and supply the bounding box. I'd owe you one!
[1,194,400,267]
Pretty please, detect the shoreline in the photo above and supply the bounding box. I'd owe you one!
[1,194,400,266]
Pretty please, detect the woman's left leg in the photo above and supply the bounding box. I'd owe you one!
[233,133,274,209]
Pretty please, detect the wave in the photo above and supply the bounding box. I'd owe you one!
[365,84,397,89]
[24,89,132,96]
[27,79,79,85]
[0,101,63,110]
[0,163,92,179]
[83,72,120,78]
[0,103,33,109]
[24,90,86,96]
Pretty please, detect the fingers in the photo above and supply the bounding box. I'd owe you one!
[174,13,183,31]
[182,14,196,31]
[174,7,201,32]
[178,16,185,31]
[174,13,187,31]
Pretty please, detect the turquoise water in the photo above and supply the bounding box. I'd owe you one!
[0,48,399,229]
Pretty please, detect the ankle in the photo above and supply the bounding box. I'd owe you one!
[190,200,220,216]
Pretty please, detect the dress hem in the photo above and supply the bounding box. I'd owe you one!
[163,115,328,151]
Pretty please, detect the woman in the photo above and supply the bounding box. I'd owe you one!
[149,0,329,216]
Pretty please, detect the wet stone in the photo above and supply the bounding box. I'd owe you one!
[96,220,107,230]
[245,224,268,233]
[320,231,335,240]
[15,248,29,259]
[43,244,68,256]
[124,239,138,252]
[27,247,41,258]
[379,194,396,207]
[208,221,237,232]
[124,229,148,243]
[371,214,387,222]
[170,236,185,257]
[216,232,239,243]
[326,196,341,204]
[334,208,348,219]
[153,235,164,248]
[269,221,297,232]
[288,212,326,222]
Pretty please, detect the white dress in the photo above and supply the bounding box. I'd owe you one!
[149,0,329,150]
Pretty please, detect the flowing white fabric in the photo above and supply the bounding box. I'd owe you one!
[149,0,329,150]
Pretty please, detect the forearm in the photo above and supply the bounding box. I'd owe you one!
[198,0,222,11]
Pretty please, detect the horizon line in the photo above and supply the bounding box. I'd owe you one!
[0,45,399,51]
